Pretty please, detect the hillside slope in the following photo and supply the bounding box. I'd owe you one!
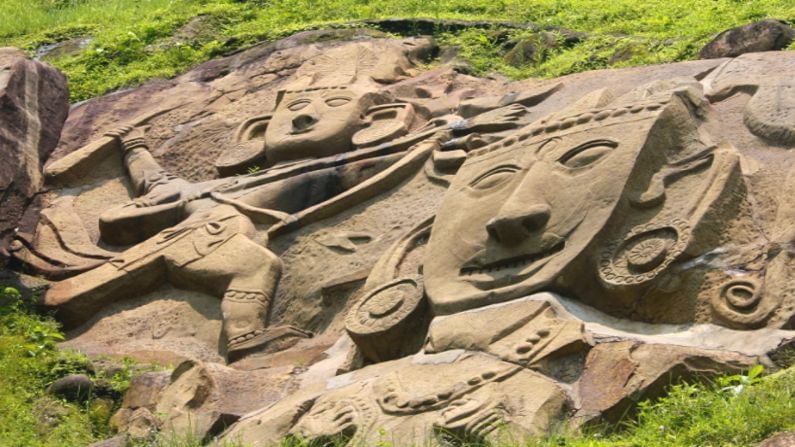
[1,0,794,101]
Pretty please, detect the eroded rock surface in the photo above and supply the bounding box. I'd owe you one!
[0,48,68,262]
[7,30,795,445]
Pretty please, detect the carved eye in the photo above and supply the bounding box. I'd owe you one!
[325,97,352,107]
[469,165,520,191]
[558,140,617,169]
[287,99,310,111]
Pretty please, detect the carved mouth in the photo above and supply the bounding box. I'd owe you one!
[289,127,314,135]
[459,239,565,280]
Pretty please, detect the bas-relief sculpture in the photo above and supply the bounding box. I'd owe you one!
[425,80,794,329]
[27,39,547,361]
[11,34,795,444]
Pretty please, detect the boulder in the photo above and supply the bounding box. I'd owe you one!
[151,360,297,442]
[575,342,758,423]
[0,47,69,263]
[121,371,171,411]
[47,374,93,403]
[700,19,794,59]
[11,28,795,447]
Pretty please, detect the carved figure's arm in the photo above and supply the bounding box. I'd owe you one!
[97,127,193,245]
[118,127,190,199]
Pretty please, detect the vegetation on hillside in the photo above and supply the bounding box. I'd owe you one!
[0,0,793,102]
[0,286,142,447]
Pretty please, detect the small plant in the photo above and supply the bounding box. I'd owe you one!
[718,364,765,395]
[108,357,139,393]
[1,286,65,356]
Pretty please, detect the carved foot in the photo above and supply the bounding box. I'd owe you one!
[227,325,313,362]
[435,398,507,443]
[290,400,358,442]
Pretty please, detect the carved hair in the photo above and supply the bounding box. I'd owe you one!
[467,88,715,166]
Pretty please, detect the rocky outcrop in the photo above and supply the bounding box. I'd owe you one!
[700,19,794,59]
[9,29,795,446]
[0,48,69,263]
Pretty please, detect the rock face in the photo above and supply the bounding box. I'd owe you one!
[700,19,794,59]
[0,48,69,263]
[7,29,795,445]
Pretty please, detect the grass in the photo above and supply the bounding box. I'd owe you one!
[0,286,152,447]
[0,286,107,446]
[534,366,795,447]
[0,0,794,101]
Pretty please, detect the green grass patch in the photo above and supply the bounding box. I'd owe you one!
[1,1,794,102]
[530,365,795,447]
[0,286,106,446]
[0,286,156,447]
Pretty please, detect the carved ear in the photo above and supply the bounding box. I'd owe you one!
[352,103,415,148]
[234,114,272,143]
[345,217,433,364]
[630,150,716,209]
[215,115,272,176]
[599,146,741,288]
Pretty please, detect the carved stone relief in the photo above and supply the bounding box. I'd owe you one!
[5,32,795,445]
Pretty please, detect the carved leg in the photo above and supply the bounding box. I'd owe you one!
[169,232,311,361]
[41,244,167,329]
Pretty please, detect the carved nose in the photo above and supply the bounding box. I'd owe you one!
[486,203,551,244]
[292,114,317,132]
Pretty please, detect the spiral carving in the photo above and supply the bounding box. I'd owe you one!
[711,276,775,327]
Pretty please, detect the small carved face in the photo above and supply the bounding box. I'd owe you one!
[425,110,670,314]
[265,86,375,164]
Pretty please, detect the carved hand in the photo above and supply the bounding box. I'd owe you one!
[103,124,134,139]
[467,103,528,130]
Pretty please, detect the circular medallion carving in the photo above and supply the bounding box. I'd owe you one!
[599,219,690,286]
[346,276,424,336]
[625,238,668,271]
[345,276,428,363]
[214,140,265,175]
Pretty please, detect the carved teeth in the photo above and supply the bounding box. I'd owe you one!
[460,241,565,277]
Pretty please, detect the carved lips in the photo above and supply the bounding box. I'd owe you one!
[459,236,566,288]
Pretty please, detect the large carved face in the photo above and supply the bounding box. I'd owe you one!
[425,101,682,314]
[264,85,379,164]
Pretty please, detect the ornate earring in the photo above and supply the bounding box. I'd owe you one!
[599,219,691,287]
[345,276,426,363]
